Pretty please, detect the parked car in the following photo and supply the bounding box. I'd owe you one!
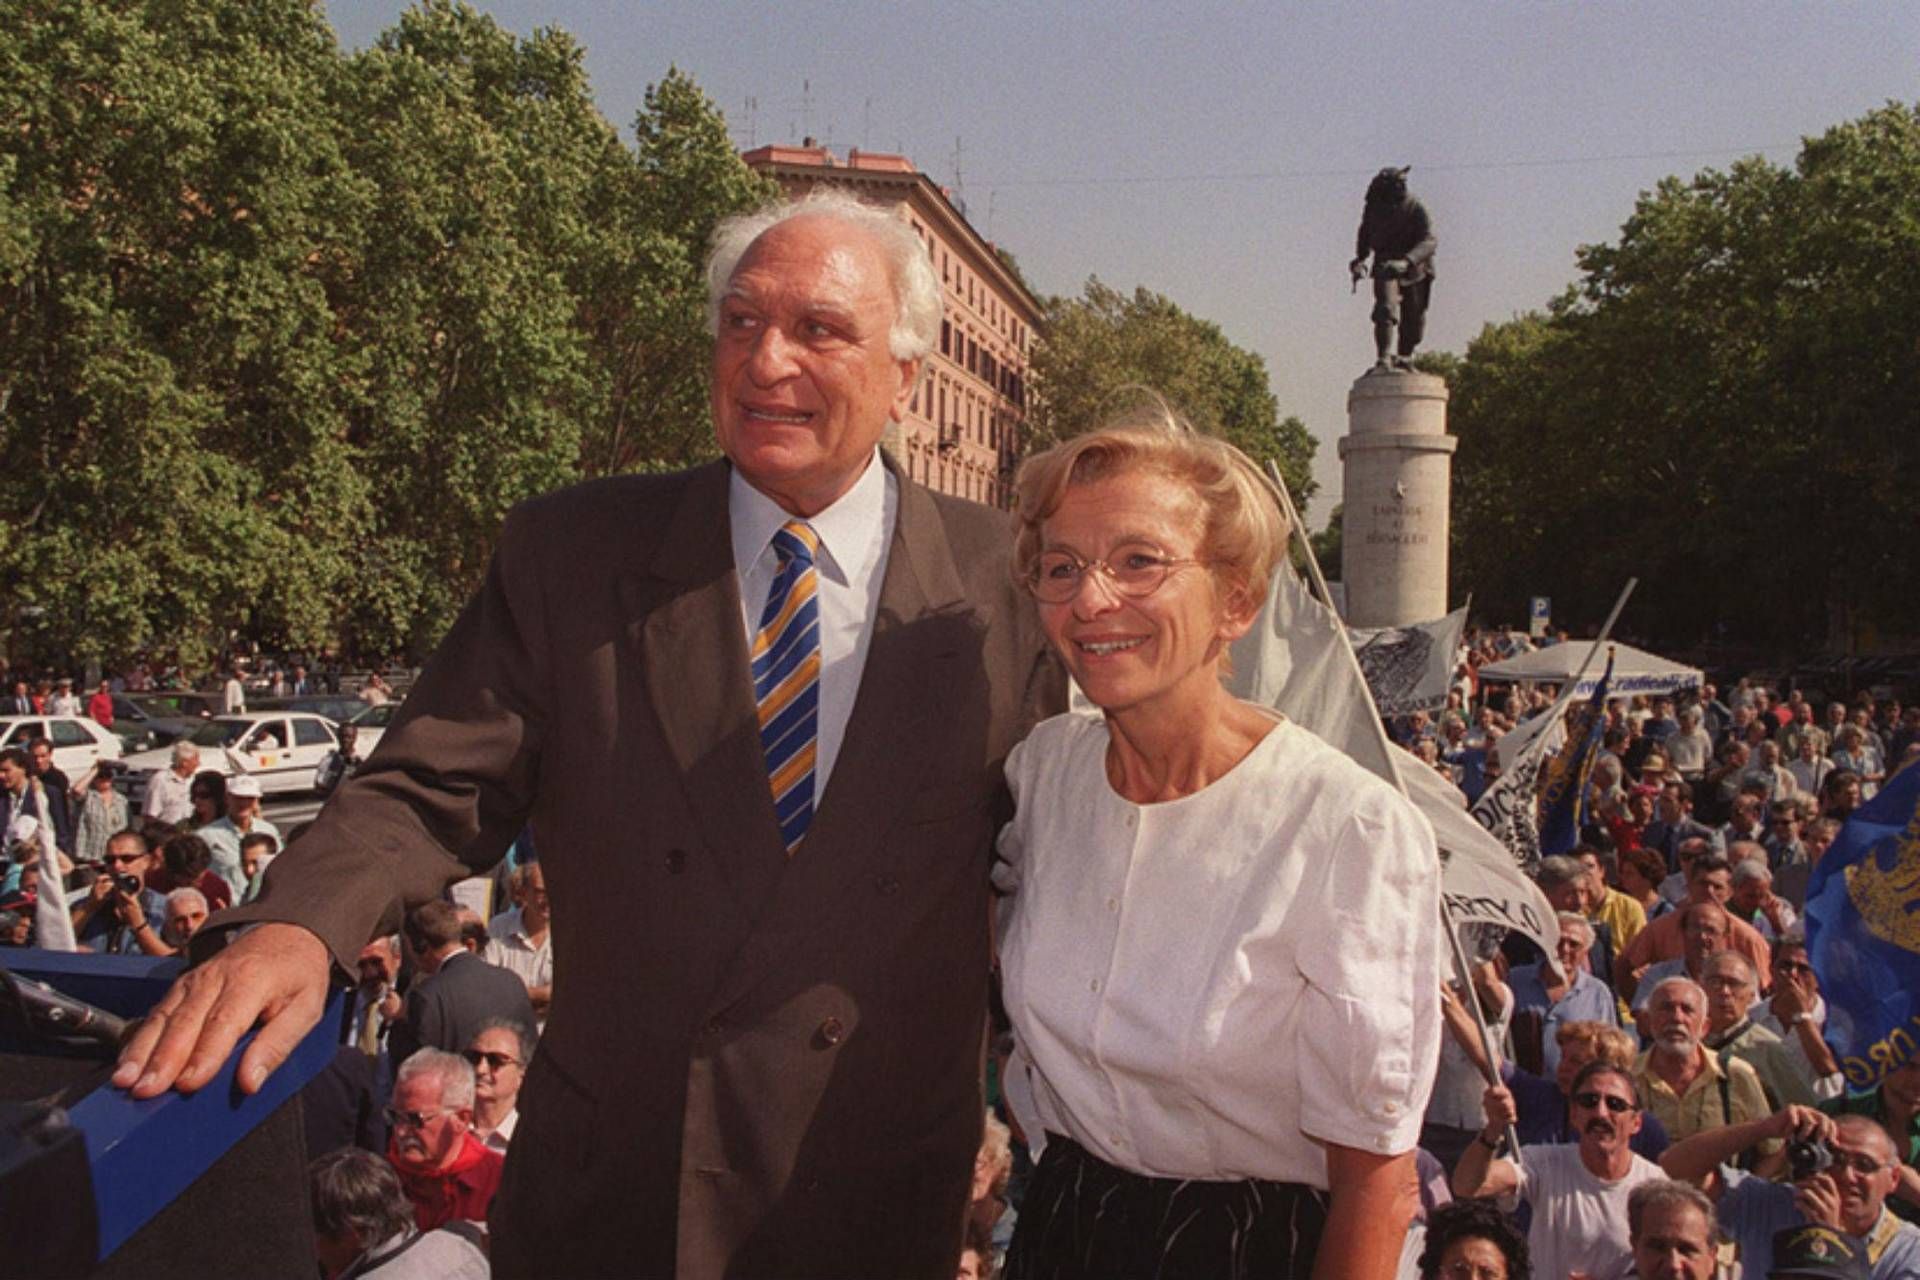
[249,694,371,727]
[0,715,124,778]
[343,701,402,755]
[120,712,341,800]
[106,696,180,754]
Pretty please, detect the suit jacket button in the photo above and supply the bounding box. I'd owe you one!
[666,849,687,874]
[873,874,899,895]
[815,1016,845,1048]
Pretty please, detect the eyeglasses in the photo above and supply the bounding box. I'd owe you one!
[102,854,145,867]
[1027,546,1206,604]
[1830,1150,1892,1177]
[382,1106,452,1130]
[1775,959,1815,976]
[1572,1091,1638,1114]
[463,1050,520,1071]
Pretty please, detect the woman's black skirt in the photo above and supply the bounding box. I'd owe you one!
[1003,1133,1330,1280]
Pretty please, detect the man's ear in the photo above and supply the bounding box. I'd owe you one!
[890,358,922,422]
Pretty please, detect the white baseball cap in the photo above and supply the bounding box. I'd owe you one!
[226,774,264,799]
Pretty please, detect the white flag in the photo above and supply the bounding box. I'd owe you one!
[1228,566,1559,953]
[1470,706,1569,872]
[1348,605,1470,717]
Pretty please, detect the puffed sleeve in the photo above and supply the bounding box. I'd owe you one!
[1294,788,1443,1155]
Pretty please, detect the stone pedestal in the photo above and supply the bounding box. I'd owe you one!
[1337,371,1455,627]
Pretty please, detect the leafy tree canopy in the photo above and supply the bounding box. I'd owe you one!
[1443,102,1920,653]
[1027,278,1317,509]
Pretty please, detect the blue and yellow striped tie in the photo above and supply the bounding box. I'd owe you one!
[754,521,821,854]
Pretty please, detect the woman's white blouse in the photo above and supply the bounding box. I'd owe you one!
[995,710,1442,1186]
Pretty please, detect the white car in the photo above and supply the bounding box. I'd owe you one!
[0,714,124,777]
[121,712,340,798]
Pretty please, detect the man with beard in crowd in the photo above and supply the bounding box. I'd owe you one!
[1635,977,1773,1146]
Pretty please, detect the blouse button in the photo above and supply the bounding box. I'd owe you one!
[1088,978,1101,993]
[1105,897,1118,913]
[1123,812,1136,828]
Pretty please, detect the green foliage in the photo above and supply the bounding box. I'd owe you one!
[1446,103,1920,652]
[1027,278,1318,508]
[0,0,773,665]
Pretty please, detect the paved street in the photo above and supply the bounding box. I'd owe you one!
[262,793,327,830]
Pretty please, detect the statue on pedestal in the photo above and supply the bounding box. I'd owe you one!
[1349,167,1436,372]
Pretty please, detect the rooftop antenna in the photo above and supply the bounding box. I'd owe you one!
[802,79,813,146]
[743,95,758,148]
[987,189,998,239]
[952,135,965,198]
[863,97,873,149]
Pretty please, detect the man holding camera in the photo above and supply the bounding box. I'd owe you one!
[73,829,171,957]
[1659,1105,1920,1276]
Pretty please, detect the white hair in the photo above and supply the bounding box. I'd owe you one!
[164,887,208,918]
[171,740,200,765]
[1556,911,1593,942]
[1730,858,1771,887]
[396,1047,475,1109]
[1648,975,1707,1012]
[705,188,942,365]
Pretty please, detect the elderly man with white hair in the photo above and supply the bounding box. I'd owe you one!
[162,888,209,951]
[385,1048,502,1232]
[142,740,200,826]
[1506,911,1620,1078]
[1633,976,1772,1145]
[1728,855,1796,940]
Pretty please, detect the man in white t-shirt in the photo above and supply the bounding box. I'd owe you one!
[1453,1060,1664,1280]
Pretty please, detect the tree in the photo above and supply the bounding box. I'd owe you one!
[332,2,611,654]
[1027,278,1317,506]
[0,0,370,667]
[1444,103,1920,652]
[577,69,777,478]
[1,0,780,666]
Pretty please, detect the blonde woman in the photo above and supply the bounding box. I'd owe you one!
[995,408,1442,1279]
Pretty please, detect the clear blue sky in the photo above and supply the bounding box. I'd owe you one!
[325,1,1918,526]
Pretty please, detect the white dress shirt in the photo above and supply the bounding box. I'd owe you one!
[729,452,895,797]
[142,767,195,827]
[996,711,1443,1185]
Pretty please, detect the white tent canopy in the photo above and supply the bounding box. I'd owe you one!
[1478,641,1703,698]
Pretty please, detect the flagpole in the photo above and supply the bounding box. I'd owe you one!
[1263,463,1516,1146]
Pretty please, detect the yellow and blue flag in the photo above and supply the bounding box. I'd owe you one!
[1806,759,1920,1089]
[1536,653,1612,856]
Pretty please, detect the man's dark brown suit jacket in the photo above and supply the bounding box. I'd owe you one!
[214,457,1061,1278]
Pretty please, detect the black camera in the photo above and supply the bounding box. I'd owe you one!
[1787,1136,1834,1181]
[112,873,143,896]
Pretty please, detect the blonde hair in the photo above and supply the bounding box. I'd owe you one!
[1011,401,1289,614]
[1555,1019,1636,1069]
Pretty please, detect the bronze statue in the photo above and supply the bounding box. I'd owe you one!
[1349,167,1436,371]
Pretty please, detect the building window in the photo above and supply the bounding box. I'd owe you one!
[941,320,950,357]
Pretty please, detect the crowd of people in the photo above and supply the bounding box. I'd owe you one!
[1392,675,1920,1278]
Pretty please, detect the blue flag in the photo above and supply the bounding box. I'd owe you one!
[1535,655,1612,857]
[1806,761,1920,1090]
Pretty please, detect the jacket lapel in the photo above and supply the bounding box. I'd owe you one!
[627,461,789,921]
